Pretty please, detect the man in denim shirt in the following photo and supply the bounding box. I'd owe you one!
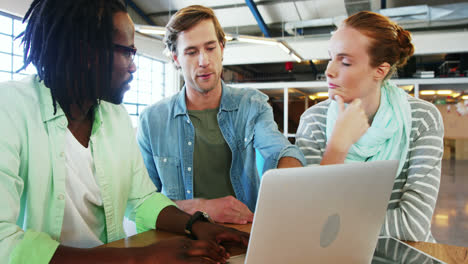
[138,5,305,224]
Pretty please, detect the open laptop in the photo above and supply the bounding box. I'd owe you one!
[228,160,398,264]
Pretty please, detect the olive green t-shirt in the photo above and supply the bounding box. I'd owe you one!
[188,108,235,199]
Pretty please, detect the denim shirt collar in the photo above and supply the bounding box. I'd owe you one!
[173,81,238,118]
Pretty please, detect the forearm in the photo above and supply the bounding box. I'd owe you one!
[155,205,192,235]
[381,198,435,242]
[381,165,440,242]
[277,157,303,168]
[174,199,206,215]
[320,140,350,165]
[50,246,138,264]
[175,196,253,224]
[382,123,443,241]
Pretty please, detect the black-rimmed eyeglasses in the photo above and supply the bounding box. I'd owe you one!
[113,43,137,63]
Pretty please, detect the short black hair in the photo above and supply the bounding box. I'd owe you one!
[19,0,127,116]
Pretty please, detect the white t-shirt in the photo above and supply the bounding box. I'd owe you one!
[60,129,105,248]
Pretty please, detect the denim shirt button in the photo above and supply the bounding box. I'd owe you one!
[186,119,190,124]
[188,141,192,146]
[187,190,191,194]
[163,158,167,162]
[187,167,192,172]
[244,138,247,142]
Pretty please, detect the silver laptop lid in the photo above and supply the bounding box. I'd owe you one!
[244,160,398,264]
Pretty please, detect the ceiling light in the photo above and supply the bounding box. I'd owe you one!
[436,90,453,95]
[277,42,291,54]
[291,53,302,63]
[452,92,461,98]
[235,35,304,63]
[420,90,436,95]
[316,92,329,98]
[135,25,166,35]
[399,85,414,92]
[237,36,278,45]
[462,95,468,100]
[309,95,317,100]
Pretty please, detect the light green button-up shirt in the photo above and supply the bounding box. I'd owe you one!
[0,76,175,264]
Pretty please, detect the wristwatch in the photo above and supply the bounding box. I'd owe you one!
[185,211,214,239]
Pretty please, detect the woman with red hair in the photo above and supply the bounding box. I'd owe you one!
[296,11,444,242]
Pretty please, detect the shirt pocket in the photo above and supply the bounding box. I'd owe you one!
[154,156,181,198]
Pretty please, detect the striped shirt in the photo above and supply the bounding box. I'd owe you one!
[296,96,444,242]
[373,237,437,263]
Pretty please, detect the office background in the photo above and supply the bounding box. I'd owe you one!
[1,0,467,247]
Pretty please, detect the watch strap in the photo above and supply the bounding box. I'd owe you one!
[185,211,210,239]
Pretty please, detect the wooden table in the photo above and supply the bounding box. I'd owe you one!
[405,241,468,264]
[101,224,468,264]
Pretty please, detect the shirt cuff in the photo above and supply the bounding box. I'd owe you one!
[9,230,59,264]
[277,145,307,167]
[135,192,177,233]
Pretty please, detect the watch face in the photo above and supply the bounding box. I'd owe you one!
[202,212,214,223]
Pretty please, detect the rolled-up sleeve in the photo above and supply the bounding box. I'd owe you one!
[134,193,176,233]
[125,122,177,233]
[250,92,306,172]
[8,231,59,264]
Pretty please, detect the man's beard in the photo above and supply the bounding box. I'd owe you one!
[105,75,133,104]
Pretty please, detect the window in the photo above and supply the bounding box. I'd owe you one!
[0,11,36,82]
[124,54,166,126]
[0,11,167,127]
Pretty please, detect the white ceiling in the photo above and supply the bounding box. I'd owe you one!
[133,0,348,34]
[130,0,468,35]
[3,0,468,65]
[127,0,468,65]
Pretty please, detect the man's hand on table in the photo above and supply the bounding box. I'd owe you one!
[153,205,249,263]
[50,236,231,264]
[192,221,250,250]
[176,196,254,224]
[133,237,230,264]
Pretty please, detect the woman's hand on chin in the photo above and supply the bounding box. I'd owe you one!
[331,95,369,150]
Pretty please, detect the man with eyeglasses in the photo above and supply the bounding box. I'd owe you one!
[137,5,306,225]
[0,1,248,264]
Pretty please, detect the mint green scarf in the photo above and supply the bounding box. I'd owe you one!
[326,81,412,176]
